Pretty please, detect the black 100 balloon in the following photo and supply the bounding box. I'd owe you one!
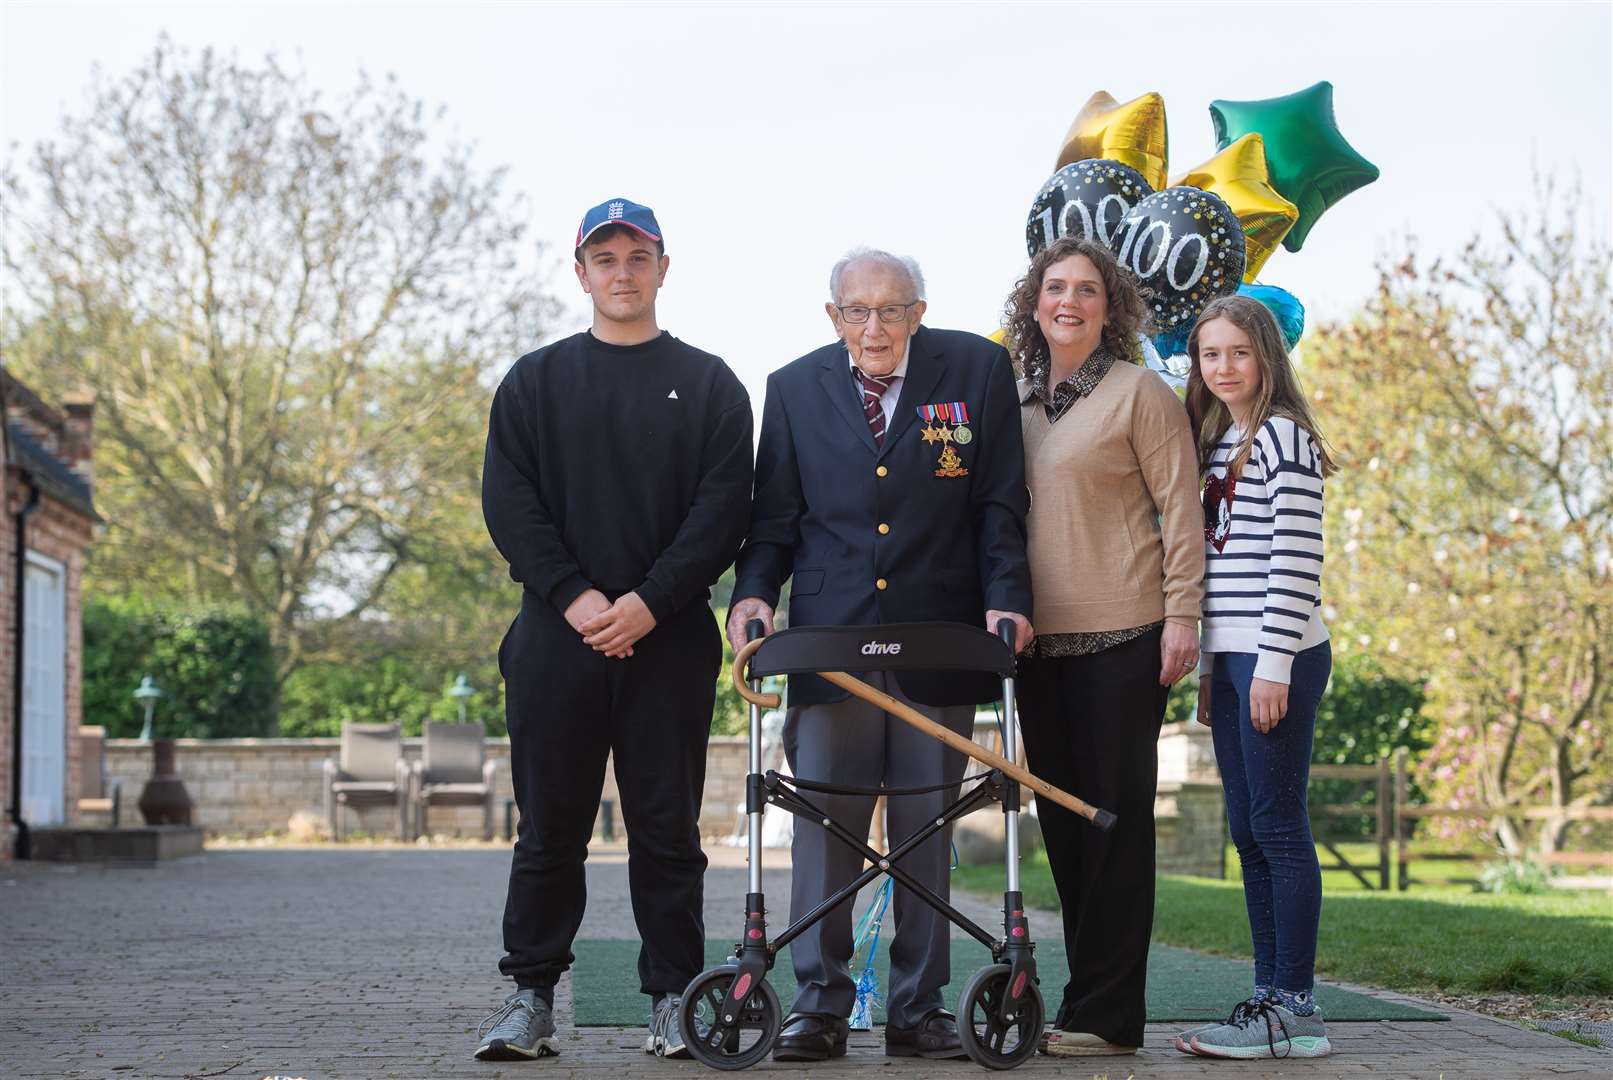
[1112,186,1246,356]
[1026,159,1154,257]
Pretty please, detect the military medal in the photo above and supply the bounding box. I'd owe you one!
[919,402,971,476]
[920,402,971,444]
[935,444,969,478]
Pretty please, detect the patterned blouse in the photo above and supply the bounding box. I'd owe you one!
[1021,347,1162,659]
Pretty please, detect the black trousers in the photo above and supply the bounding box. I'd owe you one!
[498,594,721,998]
[1016,627,1167,1048]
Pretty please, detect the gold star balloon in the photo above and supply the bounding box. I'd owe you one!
[1172,133,1299,282]
[1055,91,1168,192]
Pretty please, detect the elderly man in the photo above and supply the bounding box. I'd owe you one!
[728,248,1033,1062]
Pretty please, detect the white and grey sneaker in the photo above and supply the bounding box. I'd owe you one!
[1175,997,1269,1055]
[645,993,690,1059]
[475,988,558,1061]
[1190,1000,1331,1059]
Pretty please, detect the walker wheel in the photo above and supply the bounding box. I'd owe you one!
[957,963,1044,1070]
[678,965,782,1070]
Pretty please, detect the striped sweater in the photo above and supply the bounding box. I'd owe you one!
[1200,415,1329,683]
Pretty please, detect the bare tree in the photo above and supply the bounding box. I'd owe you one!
[3,39,552,703]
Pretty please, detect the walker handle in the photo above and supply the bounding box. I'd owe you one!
[746,619,766,644]
[996,619,1015,648]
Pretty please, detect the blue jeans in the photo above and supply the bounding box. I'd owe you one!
[1209,641,1332,992]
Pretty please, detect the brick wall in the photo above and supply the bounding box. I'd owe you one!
[1155,721,1225,877]
[3,485,94,859]
[100,726,1227,878]
[3,379,95,861]
[105,736,753,840]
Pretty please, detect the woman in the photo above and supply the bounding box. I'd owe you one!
[1175,295,1336,1059]
[1002,236,1205,1057]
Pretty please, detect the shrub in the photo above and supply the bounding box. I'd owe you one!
[82,597,276,738]
[279,658,506,738]
[1477,858,1557,895]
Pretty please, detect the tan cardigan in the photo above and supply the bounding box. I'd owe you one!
[1020,362,1204,634]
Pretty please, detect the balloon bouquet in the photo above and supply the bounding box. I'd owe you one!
[845,85,1378,1029]
[1015,82,1379,386]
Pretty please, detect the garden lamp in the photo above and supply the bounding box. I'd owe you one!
[449,674,475,723]
[134,674,163,742]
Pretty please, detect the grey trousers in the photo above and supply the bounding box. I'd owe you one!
[782,671,974,1027]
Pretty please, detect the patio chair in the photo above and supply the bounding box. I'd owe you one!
[411,721,497,840]
[322,722,410,840]
[77,726,122,827]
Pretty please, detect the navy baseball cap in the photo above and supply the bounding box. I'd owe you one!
[575,198,664,254]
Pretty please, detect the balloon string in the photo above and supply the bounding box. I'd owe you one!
[849,877,893,1029]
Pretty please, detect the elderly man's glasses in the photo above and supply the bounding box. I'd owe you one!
[834,302,919,324]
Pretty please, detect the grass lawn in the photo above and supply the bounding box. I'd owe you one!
[952,844,1613,999]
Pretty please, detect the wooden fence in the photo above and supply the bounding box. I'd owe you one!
[1309,747,1613,891]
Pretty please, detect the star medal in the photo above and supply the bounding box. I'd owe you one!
[919,401,972,447]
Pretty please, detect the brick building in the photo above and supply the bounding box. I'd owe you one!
[1,370,98,860]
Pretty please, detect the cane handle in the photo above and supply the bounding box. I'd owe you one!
[732,637,781,708]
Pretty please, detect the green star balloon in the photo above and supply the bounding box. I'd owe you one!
[1209,81,1379,253]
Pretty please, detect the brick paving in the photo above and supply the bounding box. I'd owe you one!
[2,844,1607,1079]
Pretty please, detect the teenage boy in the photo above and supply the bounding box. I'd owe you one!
[475,198,753,1062]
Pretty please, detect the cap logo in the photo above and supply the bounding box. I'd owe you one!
[607,201,625,220]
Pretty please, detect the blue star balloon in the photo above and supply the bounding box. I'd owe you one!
[1237,283,1306,351]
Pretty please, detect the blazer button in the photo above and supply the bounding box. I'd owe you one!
[878,523,890,535]
[876,465,888,477]
[875,578,888,591]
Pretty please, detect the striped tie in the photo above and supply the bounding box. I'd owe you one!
[856,368,895,447]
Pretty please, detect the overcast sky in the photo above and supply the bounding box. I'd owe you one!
[4,1,1609,404]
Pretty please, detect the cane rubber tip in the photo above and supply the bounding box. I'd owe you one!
[1092,808,1118,833]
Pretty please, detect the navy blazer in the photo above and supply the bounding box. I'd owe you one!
[732,325,1032,708]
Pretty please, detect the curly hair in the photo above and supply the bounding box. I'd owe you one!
[1001,236,1151,379]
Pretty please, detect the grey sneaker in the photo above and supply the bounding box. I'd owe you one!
[645,993,690,1059]
[475,988,558,1061]
[1190,1000,1331,1059]
[1175,997,1268,1055]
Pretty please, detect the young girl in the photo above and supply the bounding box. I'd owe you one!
[1177,295,1337,1059]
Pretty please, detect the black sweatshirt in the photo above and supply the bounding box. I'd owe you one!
[481,330,754,622]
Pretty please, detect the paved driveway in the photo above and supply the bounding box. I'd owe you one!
[2,845,1605,1078]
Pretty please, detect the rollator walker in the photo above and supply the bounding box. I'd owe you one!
[677,620,1116,1071]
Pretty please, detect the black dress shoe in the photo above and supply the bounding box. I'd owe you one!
[772,1013,849,1062]
[885,1008,967,1059]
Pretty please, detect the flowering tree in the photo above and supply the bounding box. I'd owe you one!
[1307,182,1611,856]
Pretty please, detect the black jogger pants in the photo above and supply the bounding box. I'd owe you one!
[498,592,721,999]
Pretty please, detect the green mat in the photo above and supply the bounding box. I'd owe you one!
[572,938,1445,1025]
